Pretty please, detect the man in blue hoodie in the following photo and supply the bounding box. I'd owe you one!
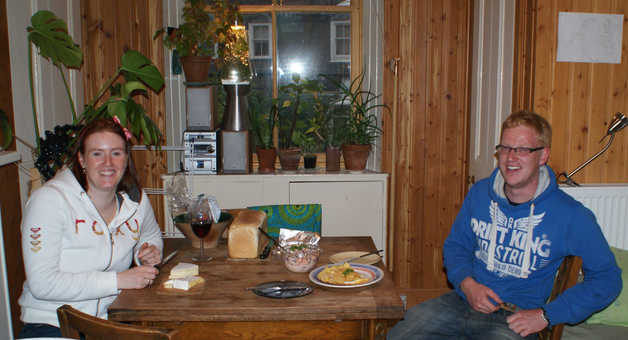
[387,111,621,340]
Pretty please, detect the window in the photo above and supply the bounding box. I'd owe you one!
[162,0,374,171]
[330,21,350,62]
[248,23,272,60]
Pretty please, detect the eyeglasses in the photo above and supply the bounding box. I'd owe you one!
[495,144,544,155]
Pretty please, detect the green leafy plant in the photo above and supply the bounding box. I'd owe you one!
[305,89,342,149]
[248,92,276,149]
[27,10,165,180]
[155,0,241,58]
[326,73,386,145]
[278,74,323,149]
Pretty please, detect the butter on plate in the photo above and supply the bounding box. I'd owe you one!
[168,262,198,279]
[163,276,204,290]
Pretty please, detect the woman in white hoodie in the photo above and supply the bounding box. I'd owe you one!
[17,118,163,338]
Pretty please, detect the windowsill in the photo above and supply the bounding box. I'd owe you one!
[0,151,20,167]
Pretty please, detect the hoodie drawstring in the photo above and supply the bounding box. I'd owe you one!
[520,203,535,278]
[487,201,498,272]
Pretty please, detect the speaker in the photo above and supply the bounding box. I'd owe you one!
[220,130,250,174]
[186,86,215,130]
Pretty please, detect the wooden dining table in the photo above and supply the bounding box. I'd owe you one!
[108,236,404,340]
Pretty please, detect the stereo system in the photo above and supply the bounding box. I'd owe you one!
[183,131,218,174]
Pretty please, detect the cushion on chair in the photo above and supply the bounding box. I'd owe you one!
[247,204,321,238]
[585,247,628,327]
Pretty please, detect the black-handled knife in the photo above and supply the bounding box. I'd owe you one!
[148,250,177,288]
[155,250,178,270]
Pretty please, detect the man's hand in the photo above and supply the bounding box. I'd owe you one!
[507,308,548,337]
[137,242,161,266]
[460,277,502,313]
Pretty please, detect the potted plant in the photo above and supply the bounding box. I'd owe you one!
[329,73,386,171]
[277,74,321,171]
[305,89,343,171]
[296,133,318,169]
[248,91,277,173]
[27,10,164,180]
[155,0,241,83]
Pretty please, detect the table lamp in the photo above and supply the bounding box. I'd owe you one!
[558,112,628,186]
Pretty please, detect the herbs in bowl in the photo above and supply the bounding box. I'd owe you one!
[281,244,320,273]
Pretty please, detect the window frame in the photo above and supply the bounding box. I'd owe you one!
[248,23,272,60]
[330,20,351,62]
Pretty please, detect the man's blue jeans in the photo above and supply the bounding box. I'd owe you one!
[387,291,539,340]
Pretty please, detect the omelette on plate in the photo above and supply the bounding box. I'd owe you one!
[317,263,370,285]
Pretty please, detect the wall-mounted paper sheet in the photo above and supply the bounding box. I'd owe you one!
[557,12,623,63]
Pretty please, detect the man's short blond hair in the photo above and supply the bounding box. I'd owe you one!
[500,110,552,147]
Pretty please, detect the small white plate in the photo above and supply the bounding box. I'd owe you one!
[309,263,384,288]
[329,251,381,265]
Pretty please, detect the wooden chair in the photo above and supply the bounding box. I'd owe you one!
[538,255,583,340]
[57,304,178,340]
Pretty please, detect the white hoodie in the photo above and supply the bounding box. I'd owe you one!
[18,168,163,327]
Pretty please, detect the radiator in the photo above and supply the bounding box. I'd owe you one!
[560,184,628,249]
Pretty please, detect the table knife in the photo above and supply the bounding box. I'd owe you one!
[341,249,383,263]
[155,250,177,270]
[148,250,177,288]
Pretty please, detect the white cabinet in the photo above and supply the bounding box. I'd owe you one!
[162,171,389,257]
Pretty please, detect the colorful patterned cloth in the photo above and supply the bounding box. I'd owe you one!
[247,204,322,238]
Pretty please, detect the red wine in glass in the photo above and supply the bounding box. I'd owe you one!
[191,221,212,238]
[190,197,213,262]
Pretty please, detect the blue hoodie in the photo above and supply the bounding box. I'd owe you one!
[444,165,622,326]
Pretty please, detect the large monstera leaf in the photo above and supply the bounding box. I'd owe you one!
[27,10,82,68]
[121,50,164,92]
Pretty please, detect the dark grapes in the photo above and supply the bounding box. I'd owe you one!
[35,124,82,181]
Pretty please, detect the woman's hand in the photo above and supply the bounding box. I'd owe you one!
[137,242,161,266]
[460,277,502,313]
[117,265,158,289]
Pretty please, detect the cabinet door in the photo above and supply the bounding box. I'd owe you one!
[289,181,386,255]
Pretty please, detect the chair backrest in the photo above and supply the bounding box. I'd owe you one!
[57,304,178,340]
[538,255,583,340]
[247,204,322,238]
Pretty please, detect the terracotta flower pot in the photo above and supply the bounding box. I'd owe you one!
[342,144,371,171]
[256,147,277,173]
[180,56,212,83]
[325,146,341,172]
[278,148,301,171]
[174,212,233,248]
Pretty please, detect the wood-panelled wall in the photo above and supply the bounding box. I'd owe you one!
[382,0,472,304]
[1,0,25,335]
[514,0,628,184]
[80,0,167,225]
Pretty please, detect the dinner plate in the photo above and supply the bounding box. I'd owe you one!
[329,251,382,265]
[309,263,384,288]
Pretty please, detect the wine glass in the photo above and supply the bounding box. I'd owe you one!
[190,198,213,262]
